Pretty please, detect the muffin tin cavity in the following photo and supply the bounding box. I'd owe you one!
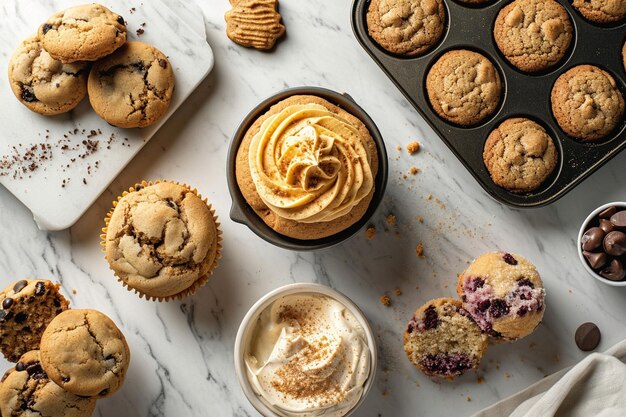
[352,0,626,207]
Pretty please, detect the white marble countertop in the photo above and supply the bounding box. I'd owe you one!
[1,1,626,416]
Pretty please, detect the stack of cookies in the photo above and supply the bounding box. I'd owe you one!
[404,252,546,378]
[0,279,130,417]
[8,3,175,128]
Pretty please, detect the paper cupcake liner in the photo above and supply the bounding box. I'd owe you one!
[101,179,223,302]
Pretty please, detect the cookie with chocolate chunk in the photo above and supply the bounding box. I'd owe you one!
[0,350,96,417]
[40,309,130,398]
[8,36,88,116]
[38,4,126,63]
[88,41,175,128]
[0,279,69,362]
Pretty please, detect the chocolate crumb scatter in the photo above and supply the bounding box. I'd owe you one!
[380,295,391,307]
[406,141,421,155]
[136,28,144,36]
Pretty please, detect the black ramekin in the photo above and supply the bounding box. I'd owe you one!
[226,87,388,251]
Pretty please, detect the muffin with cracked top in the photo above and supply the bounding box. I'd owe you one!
[404,298,488,377]
[103,180,222,301]
[457,252,545,341]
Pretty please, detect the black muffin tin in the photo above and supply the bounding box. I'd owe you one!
[352,0,626,208]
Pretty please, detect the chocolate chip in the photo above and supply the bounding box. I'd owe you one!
[610,210,626,229]
[2,298,14,309]
[503,253,517,265]
[15,362,26,372]
[14,312,27,324]
[26,363,43,376]
[53,298,61,307]
[604,231,626,256]
[599,219,615,233]
[117,15,125,25]
[583,251,608,270]
[41,23,53,35]
[575,322,601,351]
[34,282,45,296]
[581,227,605,251]
[158,59,167,69]
[423,305,439,330]
[62,376,70,383]
[13,280,28,293]
[489,299,509,318]
[598,206,617,219]
[407,322,415,334]
[131,62,145,72]
[600,259,625,281]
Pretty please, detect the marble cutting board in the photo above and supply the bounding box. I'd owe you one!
[0,0,213,230]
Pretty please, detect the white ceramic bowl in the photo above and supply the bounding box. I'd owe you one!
[577,201,626,287]
[234,283,378,417]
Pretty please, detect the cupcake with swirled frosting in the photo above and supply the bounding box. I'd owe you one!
[236,95,379,240]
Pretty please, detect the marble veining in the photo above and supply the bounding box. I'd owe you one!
[1,0,626,416]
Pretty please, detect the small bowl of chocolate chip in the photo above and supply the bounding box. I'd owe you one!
[578,202,626,286]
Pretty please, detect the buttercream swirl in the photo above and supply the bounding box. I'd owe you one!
[248,103,375,223]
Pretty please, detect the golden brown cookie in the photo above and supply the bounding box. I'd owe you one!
[484,118,558,193]
[404,298,488,378]
[225,0,285,50]
[572,0,626,24]
[8,36,88,116]
[426,49,502,126]
[104,181,221,300]
[38,4,127,63]
[366,0,446,57]
[39,309,130,399]
[88,41,174,128]
[494,0,573,72]
[551,65,624,141]
[235,95,379,240]
[0,350,97,417]
[0,279,69,362]
[623,42,626,72]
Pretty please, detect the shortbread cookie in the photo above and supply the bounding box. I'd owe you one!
[40,309,130,398]
[38,4,127,63]
[104,181,221,300]
[0,279,69,362]
[404,298,488,377]
[484,118,558,193]
[494,0,573,72]
[88,41,175,128]
[366,0,446,57]
[235,95,378,240]
[0,350,97,417]
[457,252,546,341]
[225,0,285,50]
[551,65,624,141]
[572,0,626,24]
[426,49,502,126]
[8,36,88,116]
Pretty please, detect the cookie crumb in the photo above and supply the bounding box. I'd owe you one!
[394,288,402,296]
[417,216,424,224]
[380,295,391,307]
[407,141,421,154]
[386,214,396,226]
[416,243,424,257]
[366,226,376,240]
[477,376,485,384]
[409,166,420,175]
[136,28,144,36]
[72,289,77,295]
[466,396,472,402]
[396,145,402,151]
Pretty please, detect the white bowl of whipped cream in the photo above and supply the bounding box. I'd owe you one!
[234,283,377,417]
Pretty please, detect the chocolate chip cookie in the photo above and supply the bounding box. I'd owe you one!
[88,41,175,128]
[494,0,573,73]
[8,36,88,116]
[572,0,626,24]
[0,279,69,362]
[40,309,130,398]
[104,181,221,300]
[367,0,446,56]
[551,65,624,141]
[38,4,126,63]
[404,298,488,377]
[0,350,96,417]
[225,0,286,50]
[426,49,502,126]
[484,118,558,192]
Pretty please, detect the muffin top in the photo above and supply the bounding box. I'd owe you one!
[236,95,379,240]
[105,181,219,299]
[551,65,624,141]
[494,0,573,72]
[366,0,446,57]
[572,0,626,23]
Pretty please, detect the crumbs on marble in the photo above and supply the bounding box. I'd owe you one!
[416,216,424,224]
[136,22,146,36]
[416,243,424,258]
[386,214,396,226]
[409,166,420,175]
[466,396,472,402]
[380,295,391,307]
[406,141,420,155]
[72,289,77,295]
[394,287,402,296]
[476,376,485,384]
[366,226,376,240]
